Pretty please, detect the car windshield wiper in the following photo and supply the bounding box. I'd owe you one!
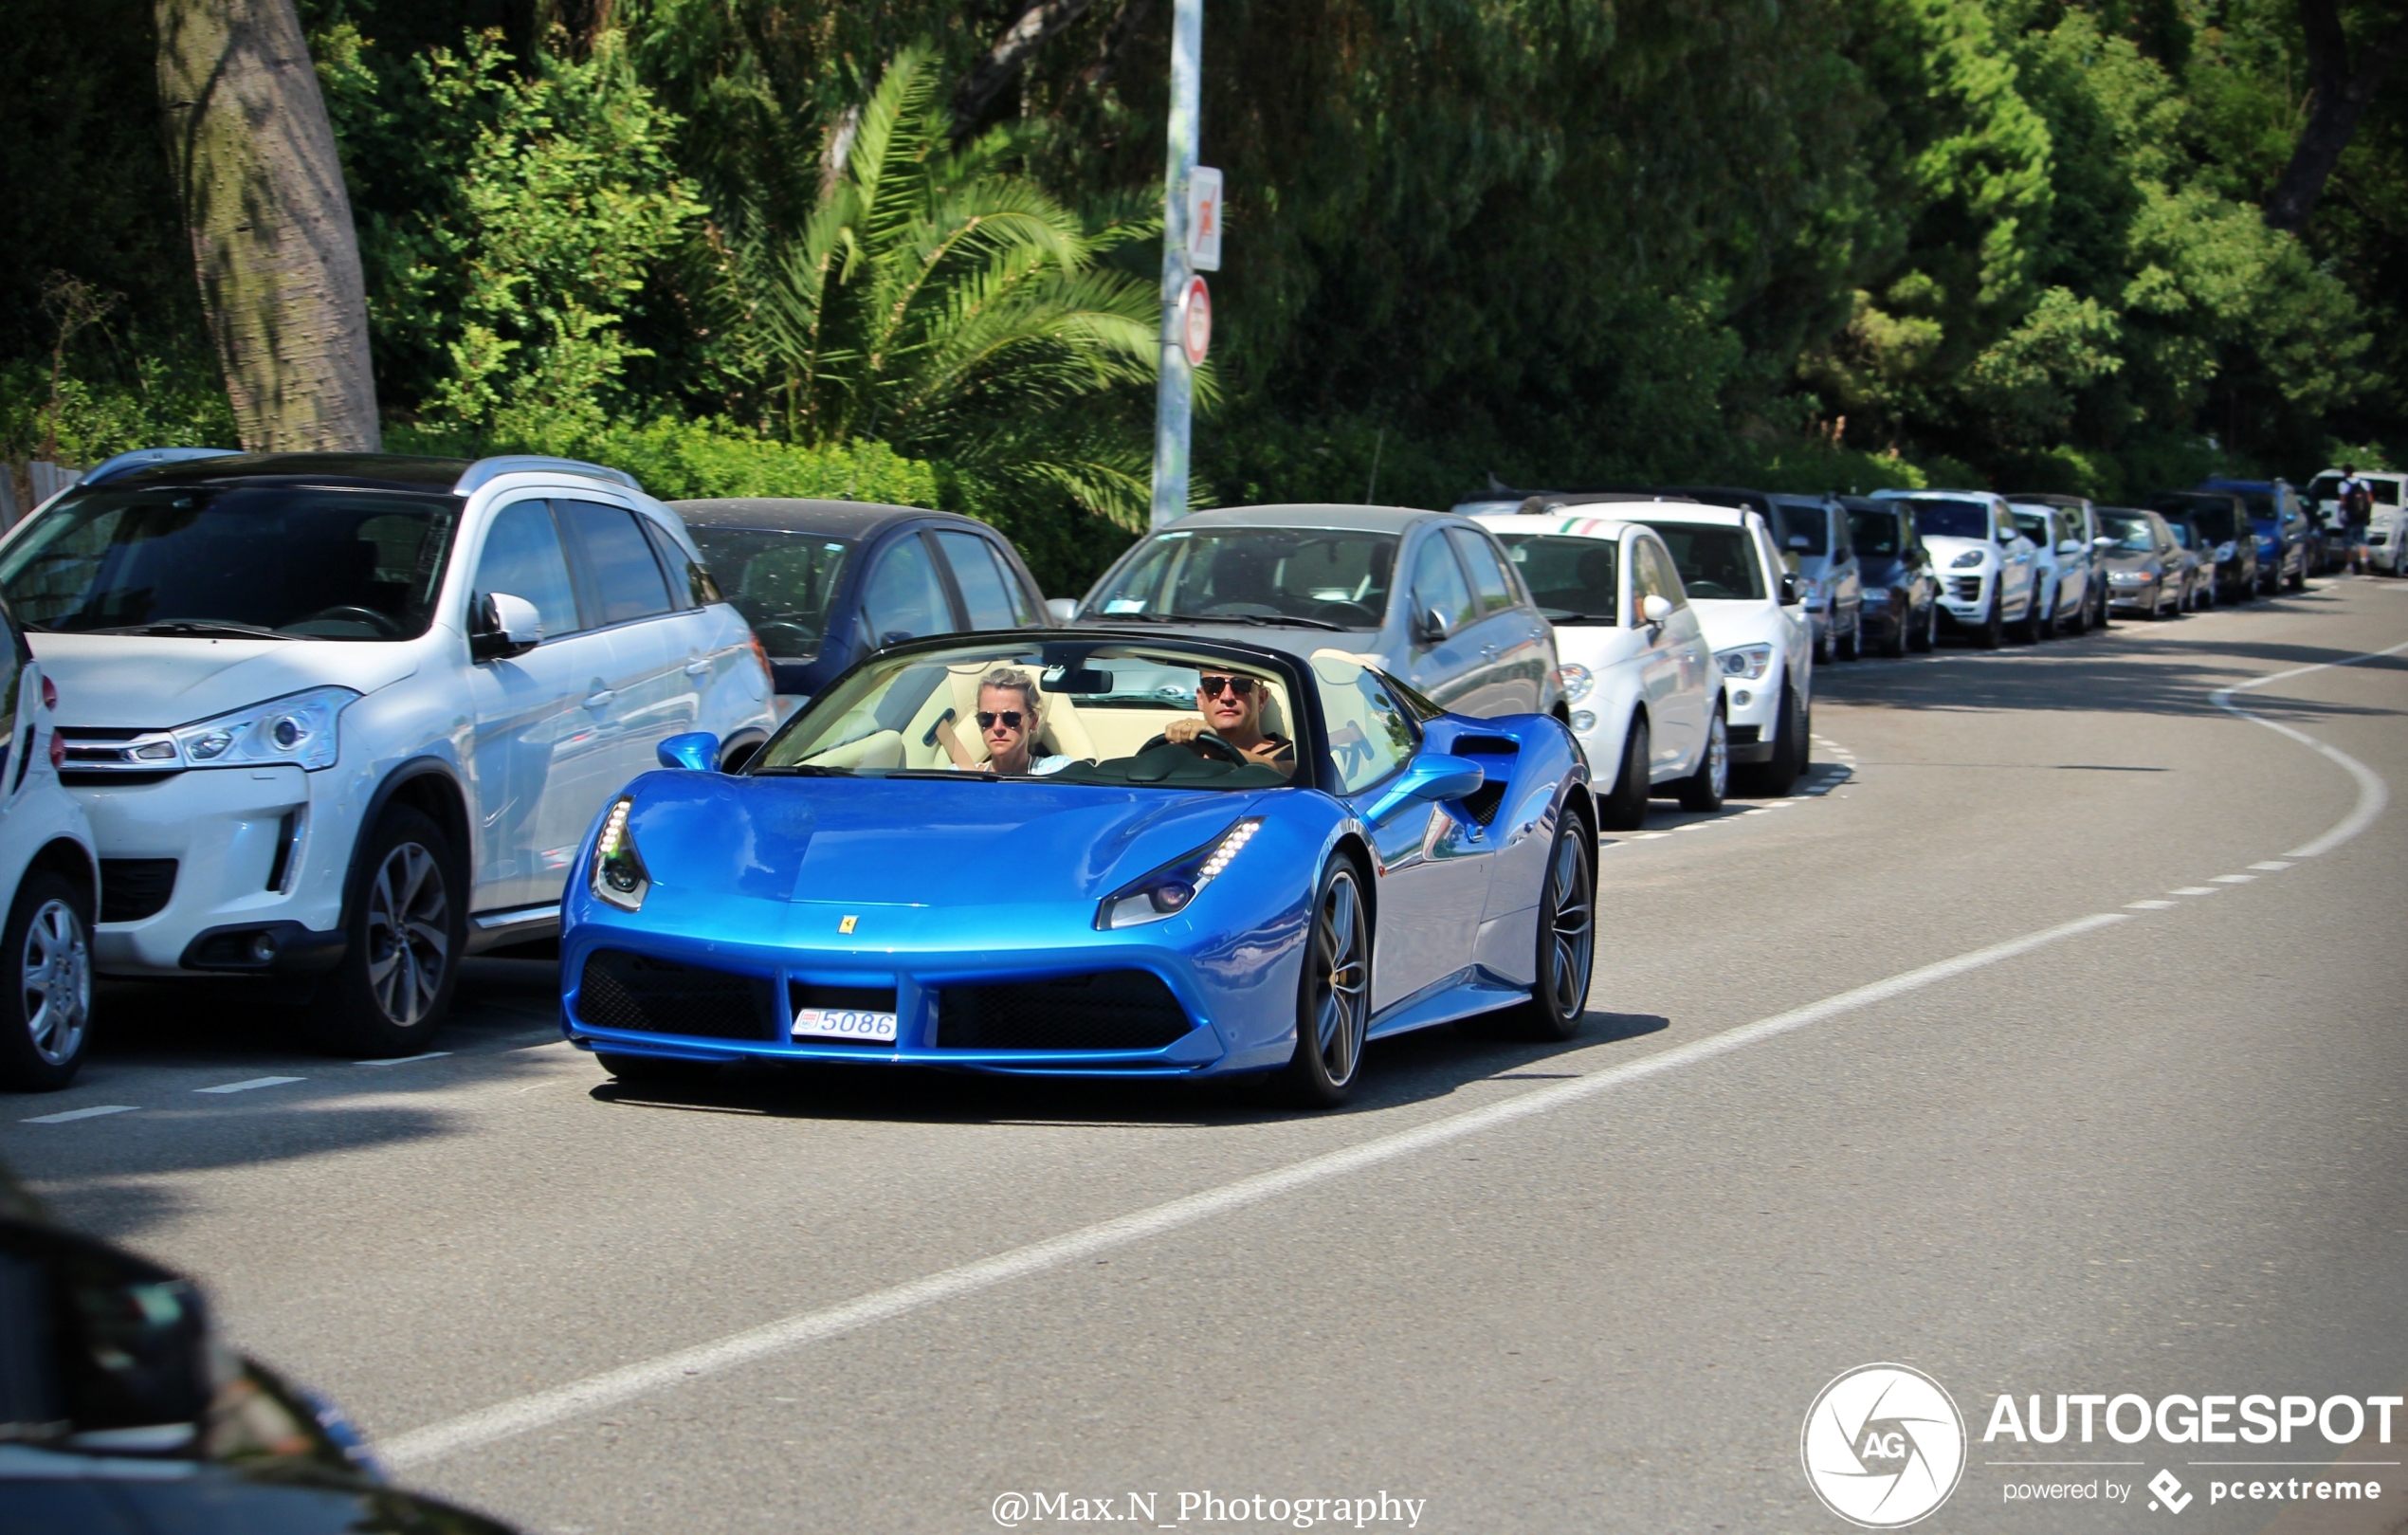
[84,620,297,642]
[1084,609,1351,631]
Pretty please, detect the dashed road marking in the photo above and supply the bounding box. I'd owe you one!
[21,1104,138,1124]
[2250,860,2293,871]
[2125,900,2176,910]
[193,1076,305,1095]
[356,1052,454,1068]
[2210,874,2255,884]
[2168,886,2219,897]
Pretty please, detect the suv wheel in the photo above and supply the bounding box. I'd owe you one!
[315,807,465,1057]
[0,872,93,1091]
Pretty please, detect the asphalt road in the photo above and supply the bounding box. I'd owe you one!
[6,577,2404,1535]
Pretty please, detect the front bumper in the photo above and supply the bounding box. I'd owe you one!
[1718,672,1784,762]
[71,761,352,976]
[1936,571,1992,625]
[2105,576,2162,611]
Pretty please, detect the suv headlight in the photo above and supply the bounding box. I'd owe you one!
[173,686,356,772]
[2214,541,2237,562]
[1099,818,1260,929]
[591,795,650,911]
[1554,664,1594,703]
[1950,549,1986,569]
[1717,644,1772,680]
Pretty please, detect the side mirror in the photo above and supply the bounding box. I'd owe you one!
[0,1215,216,1437]
[2057,539,2083,555]
[1414,605,1453,645]
[1640,594,1673,626]
[1779,573,1802,606]
[469,592,541,660]
[1045,596,1078,625]
[656,731,721,772]
[1362,751,1485,826]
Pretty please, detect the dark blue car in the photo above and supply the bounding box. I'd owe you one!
[557,632,1596,1106]
[2199,479,2309,593]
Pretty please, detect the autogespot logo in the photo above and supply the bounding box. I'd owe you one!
[1802,1363,1968,1527]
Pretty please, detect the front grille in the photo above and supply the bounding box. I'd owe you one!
[576,949,775,1041]
[100,860,176,923]
[1951,577,1983,601]
[1728,723,1761,745]
[937,971,1192,1052]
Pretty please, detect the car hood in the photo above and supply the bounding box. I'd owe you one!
[2099,549,2159,573]
[624,771,1270,907]
[1920,534,1995,565]
[1685,599,1795,651]
[25,632,423,729]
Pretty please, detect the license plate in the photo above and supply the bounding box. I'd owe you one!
[792,1007,898,1043]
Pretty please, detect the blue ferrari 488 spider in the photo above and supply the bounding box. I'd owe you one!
[558,632,1596,1105]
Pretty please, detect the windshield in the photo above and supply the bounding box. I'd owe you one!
[2147,494,2245,540]
[2311,475,2402,505]
[688,527,849,660]
[1771,503,1827,555]
[1494,533,1616,623]
[1846,510,1902,558]
[2166,521,2197,549]
[1900,498,1990,539]
[2099,512,2157,551]
[1637,522,1767,599]
[1088,528,1396,630]
[0,484,460,640]
[755,639,1311,790]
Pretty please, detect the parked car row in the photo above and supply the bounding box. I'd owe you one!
[0,448,2368,1093]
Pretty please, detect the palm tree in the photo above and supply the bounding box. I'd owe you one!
[736,45,1196,528]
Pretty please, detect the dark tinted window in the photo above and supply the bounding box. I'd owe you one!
[640,519,719,609]
[1495,533,1616,624]
[1848,510,1903,557]
[1773,503,1828,555]
[0,484,460,640]
[1639,523,1768,600]
[560,501,673,626]
[1899,498,1991,539]
[2147,494,2245,541]
[690,528,849,660]
[932,530,1025,630]
[475,500,580,638]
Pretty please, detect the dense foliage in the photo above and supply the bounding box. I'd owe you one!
[1,0,2400,589]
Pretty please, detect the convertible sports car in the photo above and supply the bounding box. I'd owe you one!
[557,632,1596,1105]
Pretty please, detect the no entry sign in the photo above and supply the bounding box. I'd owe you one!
[1180,276,1212,368]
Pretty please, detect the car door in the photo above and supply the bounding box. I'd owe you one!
[1995,506,2034,615]
[556,500,694,788]
[930,529,1039,631]
[465,499,623,913]
[1630,536,1704,773]
[1314,659,1487,1010]
[855,528,961,650]
[1826,506,1863,638]
[1400,529,1484,712]
[1446,526,1545,714]
[635,514,757,737]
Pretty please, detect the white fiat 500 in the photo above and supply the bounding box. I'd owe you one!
[1869,489,2037,648]
[0,448,777,1058]
[1472,512,1724,828]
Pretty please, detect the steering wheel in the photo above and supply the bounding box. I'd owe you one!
[1140,730,1250,766]
[292,604,401,635]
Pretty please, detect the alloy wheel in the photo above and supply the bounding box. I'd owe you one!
[1309,873,1368,1087]
[22,899,89,1067]
[1541,833,1595,1021]
[365,841,450,1027]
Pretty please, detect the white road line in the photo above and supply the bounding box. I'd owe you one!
[2125,900,2176,910]
[381,909,2129,1471]
[21,1104,138,1124]
[2249,860,2294,871]
[2169,886,2219,896]
[2210,637,2408,859]
[2210,874,2255,884]
[356,1052,454,1068]
[192,1076,305,1095]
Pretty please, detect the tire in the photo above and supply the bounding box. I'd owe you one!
[1469,815,1596,1043]
[1675,707,1728,812]
[1880,609,1908,657]
[310,807,465,1057]
[2287,560,2306,592]
[1835,614,1859,662]
[2067,587,2091,634]
[1270,860,1371,1107]
[1597,714,1651,831]
[2011,585,2044,643]
[1812,624,1831,665]
[1974,589,2004,649]
[1908,602,1937,653]
[0,872,93,1092]
[595,1051,721,1090]
[1737,686,1803,797]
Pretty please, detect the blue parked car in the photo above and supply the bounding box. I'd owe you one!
[676,499,1054,727]
[557,632,1596,1106]
[2198,479,2310,593]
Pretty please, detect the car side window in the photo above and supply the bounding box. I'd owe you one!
[559,501,674,627]
[1407,534,1477,635]
[472,500,579,640]
[1633,537,1685,612]
[861,533,955,643]
[640,518,720,609]
[931,530,1024,630]
[1313,656,1417,795]
[1448,528,1516,615]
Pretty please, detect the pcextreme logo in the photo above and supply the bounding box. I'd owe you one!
[1802,1364,1968,1527]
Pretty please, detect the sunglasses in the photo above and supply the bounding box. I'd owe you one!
[976,710,1025,730]
[1197,675,1259,699]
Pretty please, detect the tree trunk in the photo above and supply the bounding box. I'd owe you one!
[2263,0,2408,231]
[954,0,1103,137]
[155,0,379,451]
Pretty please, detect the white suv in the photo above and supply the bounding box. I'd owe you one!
[0,449,775,1056]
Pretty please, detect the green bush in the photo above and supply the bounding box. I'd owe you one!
[385,415,937,505]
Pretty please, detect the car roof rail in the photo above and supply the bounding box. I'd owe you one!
[80,447,242,487]
[454,455,641,495]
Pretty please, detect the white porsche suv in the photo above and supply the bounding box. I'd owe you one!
[0,449,776,1056]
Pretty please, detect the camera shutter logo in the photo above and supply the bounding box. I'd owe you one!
[1801,1363,1967,1527]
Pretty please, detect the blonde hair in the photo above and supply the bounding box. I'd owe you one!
[977,667,1041,723]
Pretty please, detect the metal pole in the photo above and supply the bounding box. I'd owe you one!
[1148,0,1202,529]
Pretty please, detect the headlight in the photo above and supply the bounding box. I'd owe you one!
[2109,570,2147,585]
[1098,818,1260,929]
[1718,644,1772,680]
[171,686,356,772]
[592,795,650,911]
[1860,586,1890,605]
[1950,549,1986,569]
[1554,663,1594,704]
[2214,542,2236,562]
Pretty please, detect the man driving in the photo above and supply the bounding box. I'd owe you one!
[936,667,1071,776]
[1163,669,1296,775]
